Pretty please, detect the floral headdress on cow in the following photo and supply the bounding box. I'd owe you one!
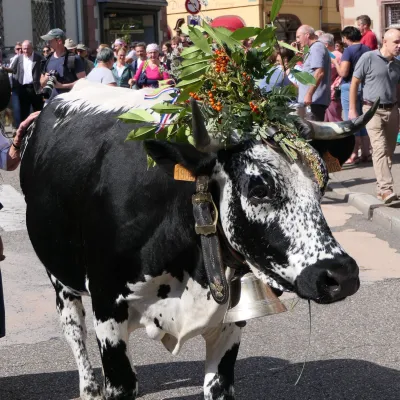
[118,0,329,189]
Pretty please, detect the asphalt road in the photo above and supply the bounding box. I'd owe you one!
[1,169,400,400]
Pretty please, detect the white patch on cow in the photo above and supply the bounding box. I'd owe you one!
[53,80,176,129]
[115,271,232,355]
[49,274,102,399]
[94,318,129,353]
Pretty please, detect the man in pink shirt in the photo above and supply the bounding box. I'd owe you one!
[356,15,378,50]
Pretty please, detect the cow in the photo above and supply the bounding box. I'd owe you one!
[20,80,374,400]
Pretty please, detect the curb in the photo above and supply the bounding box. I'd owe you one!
[328,176,400,236]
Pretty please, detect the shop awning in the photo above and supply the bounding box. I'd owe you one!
[97,0,167,6]
[211,16,246,32]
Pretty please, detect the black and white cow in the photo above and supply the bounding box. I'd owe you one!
[20,81,368,400]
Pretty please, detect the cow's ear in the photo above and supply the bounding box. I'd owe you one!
[144,140,216,177]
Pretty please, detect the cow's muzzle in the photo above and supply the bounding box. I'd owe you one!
[294,254,360,304]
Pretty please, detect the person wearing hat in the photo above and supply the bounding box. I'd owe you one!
[40,28,86,96]
[76,44,94,75]
[130,43,172,89]
[113,39,126,56]
[64,38,77,54]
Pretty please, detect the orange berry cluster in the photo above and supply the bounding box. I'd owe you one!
[249,102,260,114]
[189,92,201,100]
[215,50,229,74]
[242,72,251,82]
[208,91,222,112]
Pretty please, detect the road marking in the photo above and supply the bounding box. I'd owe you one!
[0,185,26,231]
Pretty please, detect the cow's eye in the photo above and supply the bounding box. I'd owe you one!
[249,185,271,201]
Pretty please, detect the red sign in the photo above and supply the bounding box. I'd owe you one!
[185,0,201,15]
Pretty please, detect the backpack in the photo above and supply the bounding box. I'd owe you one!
[42,51,77,83]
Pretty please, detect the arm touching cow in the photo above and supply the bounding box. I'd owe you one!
[5,111,41,171]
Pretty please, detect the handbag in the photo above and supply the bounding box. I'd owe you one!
[137,61,148,89]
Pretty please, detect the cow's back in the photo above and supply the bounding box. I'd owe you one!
[20,99,201,293]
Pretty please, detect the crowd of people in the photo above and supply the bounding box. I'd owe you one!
[1,14,400,204]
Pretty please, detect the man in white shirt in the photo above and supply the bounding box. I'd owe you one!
[13,40,44,121]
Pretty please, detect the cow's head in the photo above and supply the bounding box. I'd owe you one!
[145,100,378,304]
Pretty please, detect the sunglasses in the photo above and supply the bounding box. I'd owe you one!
[43,49,50,53]
[15,48,22,51]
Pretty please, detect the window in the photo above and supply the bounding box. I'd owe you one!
[31,0,65,47]
[386,3,400,28]
[274,14,301,43]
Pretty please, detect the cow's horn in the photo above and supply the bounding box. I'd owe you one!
[191,98,223,152]
[306,98,379,140]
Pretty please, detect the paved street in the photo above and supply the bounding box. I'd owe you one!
[1,167,400,400]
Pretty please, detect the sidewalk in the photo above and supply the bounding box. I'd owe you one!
[328,146,400,235]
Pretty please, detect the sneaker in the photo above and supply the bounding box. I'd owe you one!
[377,191,398,204]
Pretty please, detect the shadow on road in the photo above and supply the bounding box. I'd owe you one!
[1,356,400,399]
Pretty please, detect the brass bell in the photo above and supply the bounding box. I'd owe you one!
[223,272,287,323]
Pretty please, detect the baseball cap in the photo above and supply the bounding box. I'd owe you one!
[40,28,65,41]
[64,38,77,50]
[76,43,87,51]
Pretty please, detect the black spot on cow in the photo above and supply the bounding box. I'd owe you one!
[185,286,188,291]
[154,318,162,329]
[207,291,211,300]
[235,321,246,328]
[172,317,174,321]
[208,343,239,399]
[159,313,162,317]
[157,284,171,299]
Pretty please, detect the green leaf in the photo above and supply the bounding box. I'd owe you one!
[180,65,209,80]
[176,77,203,88]
[201,23,225,48]
[231,27,262,41]
[270,0,284,22]
[176,80,203,101]
[181,46,201,57]
[188,26,213,55]
[118,109,155,123]
[176,125,187,142]
[181,56,212,67]
[291,70,316,86]
[147,155,156,169]
[278,41,299,53]
[126,126,157,141]
[150,103,184,114]
[252,26,277,48]
[213,27,242,51]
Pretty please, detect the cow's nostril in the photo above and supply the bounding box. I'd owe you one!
[324,271,341,293]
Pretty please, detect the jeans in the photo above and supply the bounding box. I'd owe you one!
[340,82,367,137]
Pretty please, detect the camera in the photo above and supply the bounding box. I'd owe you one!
[42,70,57,99]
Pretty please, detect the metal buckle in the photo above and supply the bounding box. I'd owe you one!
[192,192,219,235]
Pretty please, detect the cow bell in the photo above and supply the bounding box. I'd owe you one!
[223,273,287,323]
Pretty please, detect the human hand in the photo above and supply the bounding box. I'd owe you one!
[348,109,359,120]
[304,93,313,106]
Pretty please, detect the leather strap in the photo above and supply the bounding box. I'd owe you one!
[192,176,229,304]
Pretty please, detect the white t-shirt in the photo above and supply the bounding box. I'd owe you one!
[86,67,116,85]
[115,65,124,77]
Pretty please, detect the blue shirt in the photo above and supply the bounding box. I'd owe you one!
[340,43,370,83]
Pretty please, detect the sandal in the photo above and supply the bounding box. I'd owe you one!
[343,155,360,167]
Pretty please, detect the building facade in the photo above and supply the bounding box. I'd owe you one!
[0,0,168,60]
[340,0,400,43]
[167,0,342,43]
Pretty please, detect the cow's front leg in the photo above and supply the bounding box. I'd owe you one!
[202,322,243,400]
[92,297,138,400]
[49,274,102,400]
